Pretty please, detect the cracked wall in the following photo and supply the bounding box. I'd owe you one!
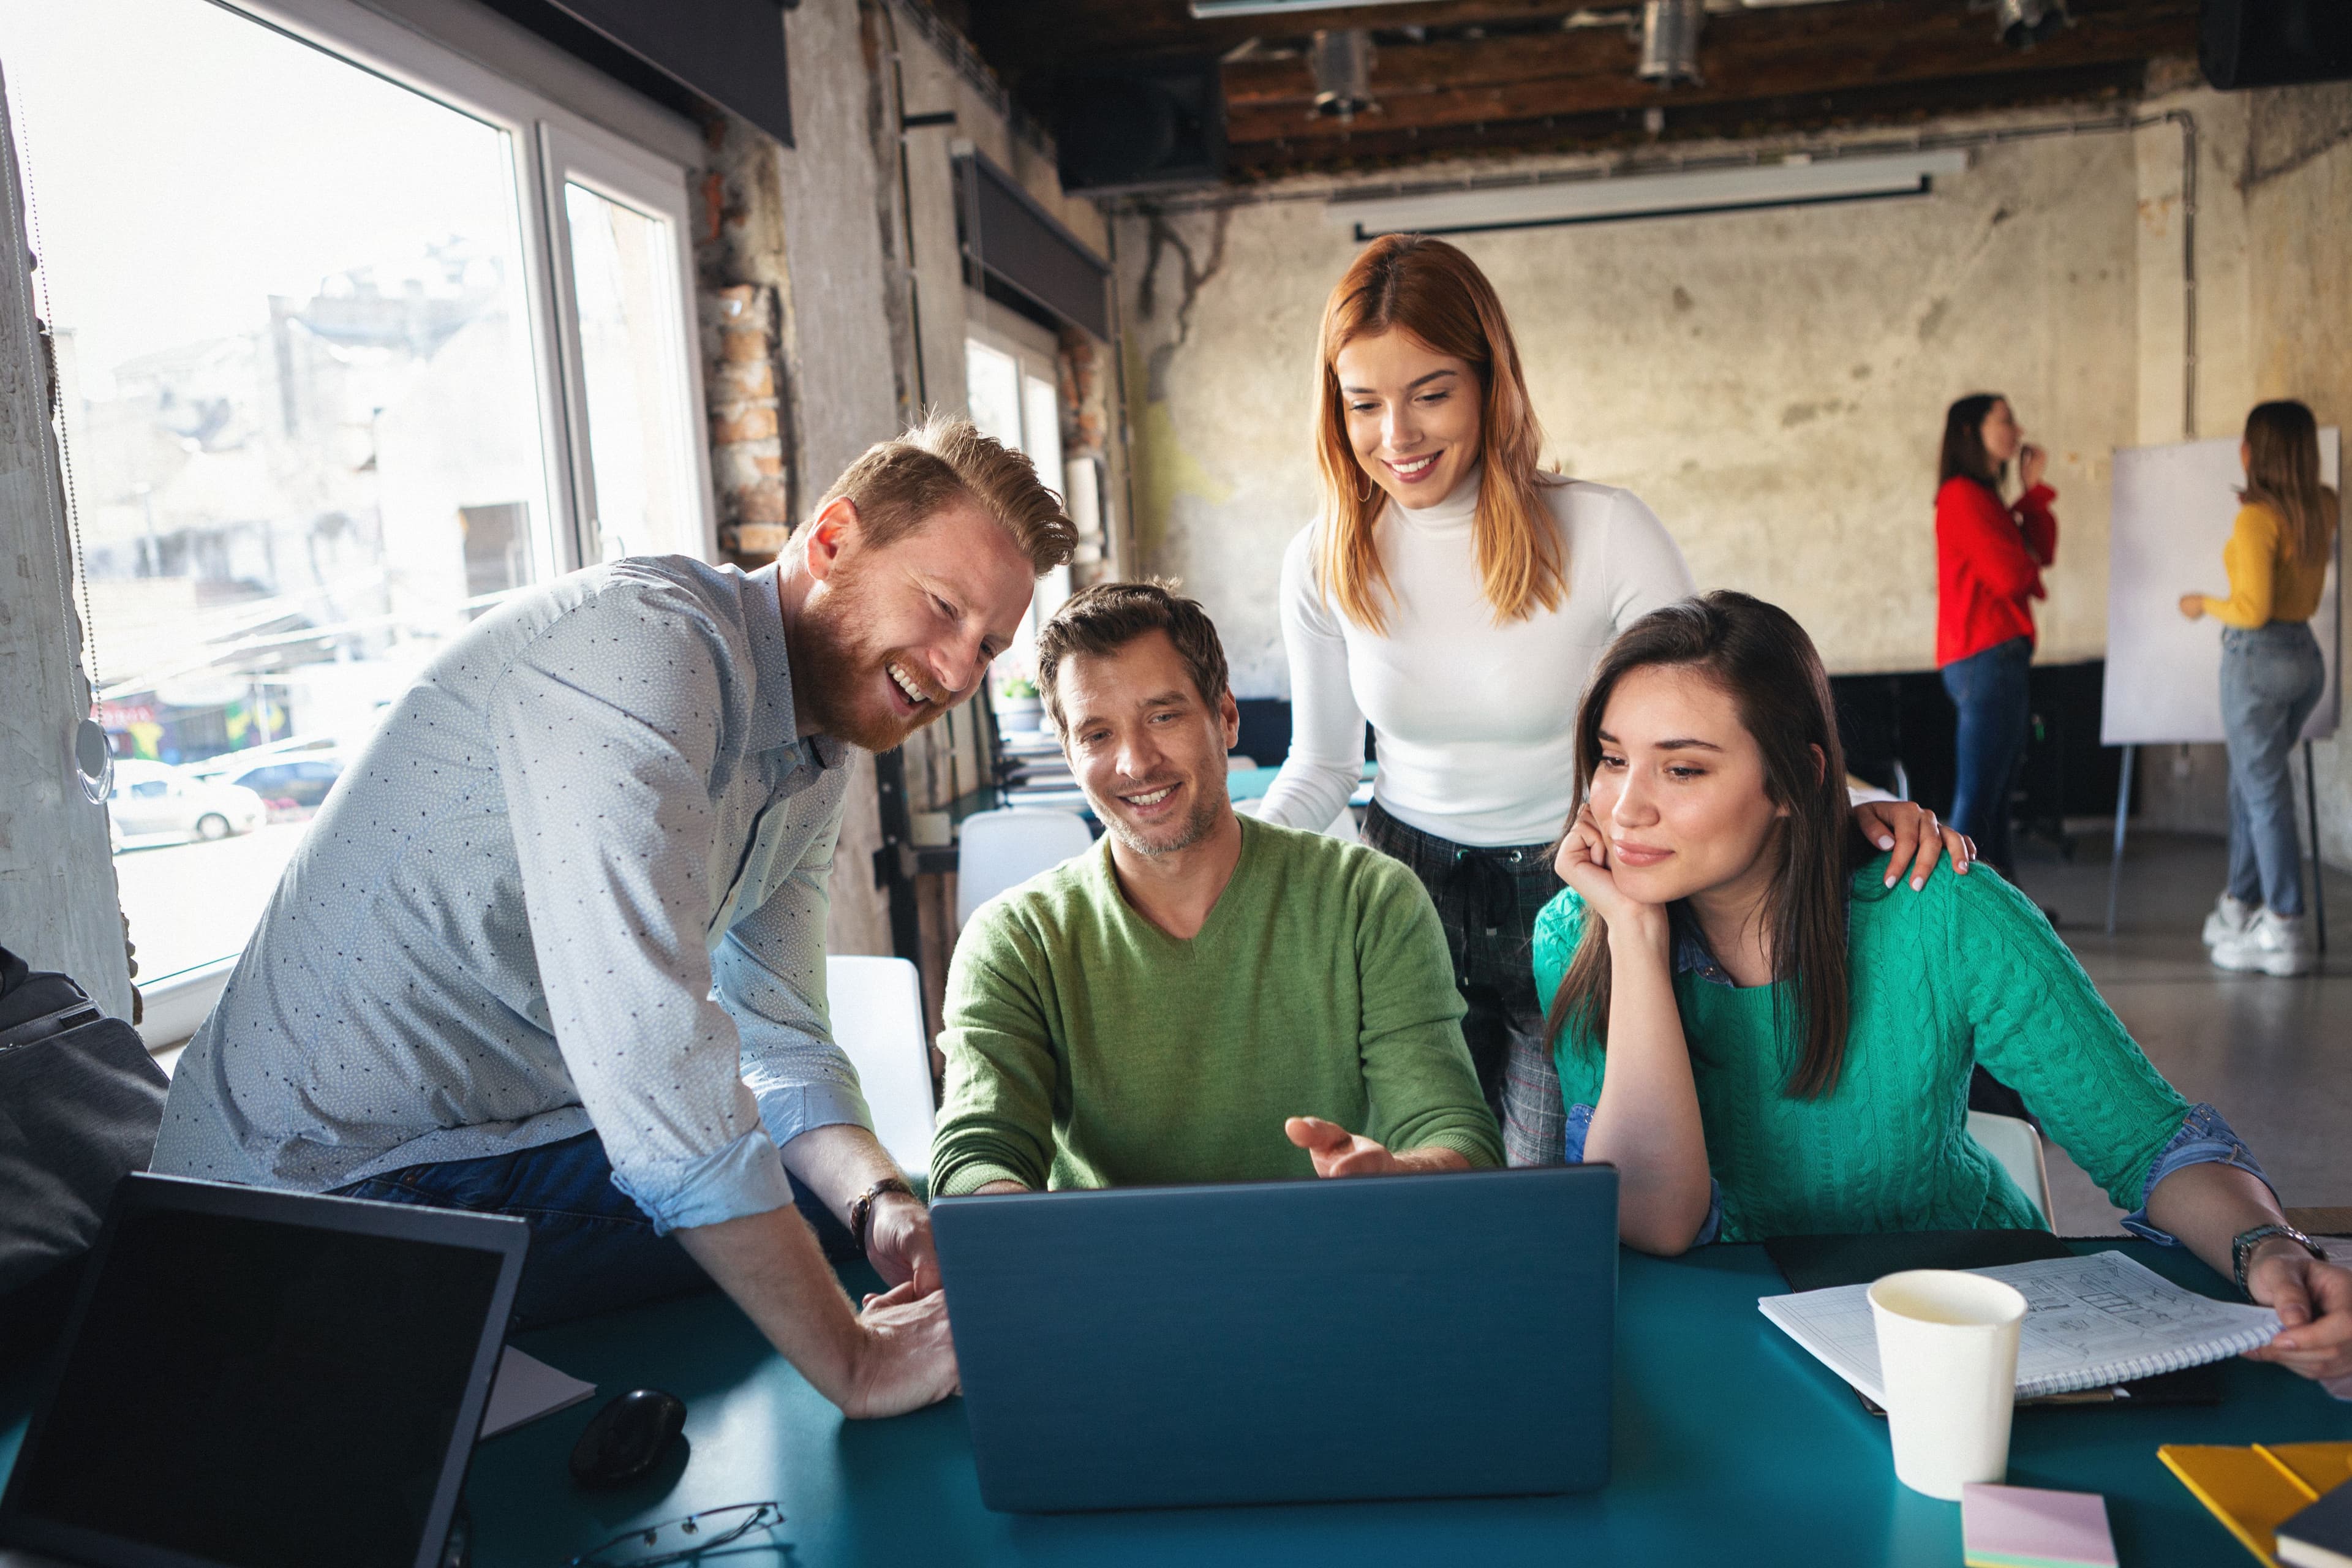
[1116,120,2144,698]
[1118,89,2352,868]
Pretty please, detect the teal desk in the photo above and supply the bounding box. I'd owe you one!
[1226,761,1375,805]
[3,1240,2344,1566]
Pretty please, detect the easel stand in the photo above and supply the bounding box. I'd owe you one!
[2105,739,2330,954]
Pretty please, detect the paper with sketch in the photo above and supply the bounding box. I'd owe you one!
[480,1346,597,1439]
[1760,1251,2279,1405]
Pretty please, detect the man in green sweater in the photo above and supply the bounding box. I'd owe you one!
[931,582,1502,1196]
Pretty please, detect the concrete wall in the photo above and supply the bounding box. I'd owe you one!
[715,0,1123,952]
[0,89,131,1016]
[1118,88,2351,868]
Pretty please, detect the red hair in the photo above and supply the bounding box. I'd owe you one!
[1313,235,1566,632]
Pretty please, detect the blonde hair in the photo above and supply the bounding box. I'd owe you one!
[815,411,1076,574]
[1313,235,1567,633]
[2241,400,2337,571]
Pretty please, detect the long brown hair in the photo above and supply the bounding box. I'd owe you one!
[1938,393,2008,498]
[1542,592,1873,1099]
[1312,235,1567,633]
[2241,400,2337,570]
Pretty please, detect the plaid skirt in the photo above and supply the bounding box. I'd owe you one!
[1360,801,1570,1167]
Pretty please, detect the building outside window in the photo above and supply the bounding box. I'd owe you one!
[2,0,710,998]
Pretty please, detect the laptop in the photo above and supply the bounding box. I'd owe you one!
[0,1173,527,1568]
[931,1164,1618,1513]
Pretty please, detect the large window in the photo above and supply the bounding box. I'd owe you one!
[2,0,712,995]
[963,309,1071,677]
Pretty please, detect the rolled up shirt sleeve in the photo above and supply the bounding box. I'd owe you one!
[718,804,876,1149]
[1562,1100,1722,1246]
[2119,1102,2280,1248]
[483,586,791,1235]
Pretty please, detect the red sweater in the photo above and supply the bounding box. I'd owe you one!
[1935,477,2057,668]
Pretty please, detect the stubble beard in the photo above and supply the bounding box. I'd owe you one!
[1100,778,1229,859]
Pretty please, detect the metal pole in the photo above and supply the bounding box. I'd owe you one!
[2306,739,2328,954]
[2105,744,2135,936]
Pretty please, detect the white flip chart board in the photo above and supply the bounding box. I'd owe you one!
[2101,432,2340,746]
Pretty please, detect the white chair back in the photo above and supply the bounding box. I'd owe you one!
[1966,1109,2055,1229]
[826,955,935,1181]
[956,807,1095,926]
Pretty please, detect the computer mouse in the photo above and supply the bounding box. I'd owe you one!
[568,1388,687,1490]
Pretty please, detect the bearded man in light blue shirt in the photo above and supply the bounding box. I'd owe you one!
[153,415,1071,1418]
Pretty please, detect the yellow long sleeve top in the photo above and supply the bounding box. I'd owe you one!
[2201,501,2334,628]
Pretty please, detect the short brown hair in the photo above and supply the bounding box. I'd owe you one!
[1035,579,1231,734]
[815,412,1077,574]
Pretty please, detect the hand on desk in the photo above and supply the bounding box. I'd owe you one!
[1284,1116,1469,1178]
[2241,1248,2352,1382]
[864,1191,940,1297]
[846,1280,961,1419]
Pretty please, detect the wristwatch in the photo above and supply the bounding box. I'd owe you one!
[848,1177,916,1254]
[2231,1221,2324,1299]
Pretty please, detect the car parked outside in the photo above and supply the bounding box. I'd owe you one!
[107,760,268,846]
[225,755,347,820]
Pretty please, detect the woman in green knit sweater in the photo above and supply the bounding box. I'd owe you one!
[1536,592,2351,1384]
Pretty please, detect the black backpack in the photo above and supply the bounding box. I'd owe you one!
[0,944,168,1367]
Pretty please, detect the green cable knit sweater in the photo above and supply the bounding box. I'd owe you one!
[1534,858,2192,1242]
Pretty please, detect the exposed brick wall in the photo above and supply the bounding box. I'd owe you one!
[695,116,797,568]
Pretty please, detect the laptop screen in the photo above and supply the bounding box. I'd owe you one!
[6,1204,506,1568]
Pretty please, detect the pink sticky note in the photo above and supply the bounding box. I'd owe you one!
[1961,1483,2119,1568]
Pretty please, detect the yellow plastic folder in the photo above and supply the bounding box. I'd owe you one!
[2158,1442,2352,1567]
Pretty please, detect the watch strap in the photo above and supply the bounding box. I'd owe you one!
[2232,1221,2323,1298]
[848,1177,914,1253]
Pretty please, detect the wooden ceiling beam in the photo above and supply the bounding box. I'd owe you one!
[1222,59,2152,176]
[968,1,1585,75]
[1221,0,2194,147]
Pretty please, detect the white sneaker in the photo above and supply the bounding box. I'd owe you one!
[2202,892,2257,947]
[2211,908,2315,976]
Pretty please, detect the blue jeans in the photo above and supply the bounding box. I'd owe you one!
[334,1129,859,1330]
[1941,636,2032,873]
[2221,621,2324,916]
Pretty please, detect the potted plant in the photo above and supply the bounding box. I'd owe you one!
[993,665,1044,731]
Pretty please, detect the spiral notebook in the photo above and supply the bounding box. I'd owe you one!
[1760,1251,2280,1405]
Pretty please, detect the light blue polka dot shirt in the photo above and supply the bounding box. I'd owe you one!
[152,557,870,1234]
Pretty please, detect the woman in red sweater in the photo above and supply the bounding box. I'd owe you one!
[1936,393,2056,873]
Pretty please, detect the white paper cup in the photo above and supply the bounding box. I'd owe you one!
[1868,1269,2028,1501]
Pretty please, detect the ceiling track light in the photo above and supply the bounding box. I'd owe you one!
[1638,0,1705,86]
[1984,0,2071,48]
[1310,29,1376,120]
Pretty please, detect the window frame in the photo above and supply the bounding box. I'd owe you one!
[227,0,717,575]
[541,119,720,566]
[964,298,1071,639]
[45,0,722,1036]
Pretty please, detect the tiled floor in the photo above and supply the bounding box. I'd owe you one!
[2006,829,2351,1235]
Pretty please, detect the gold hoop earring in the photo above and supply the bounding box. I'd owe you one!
[1355,470,1374,504]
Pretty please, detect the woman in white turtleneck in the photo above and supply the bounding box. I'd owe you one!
[1259,235,1967,1164]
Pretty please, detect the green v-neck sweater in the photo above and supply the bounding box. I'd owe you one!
[1534,858,2192,1243]
[932,814,1503,1196]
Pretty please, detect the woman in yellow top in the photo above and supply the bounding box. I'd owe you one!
[2179,400,2338,976]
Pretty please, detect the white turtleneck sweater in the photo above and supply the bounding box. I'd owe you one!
[1259,467,1696,847]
